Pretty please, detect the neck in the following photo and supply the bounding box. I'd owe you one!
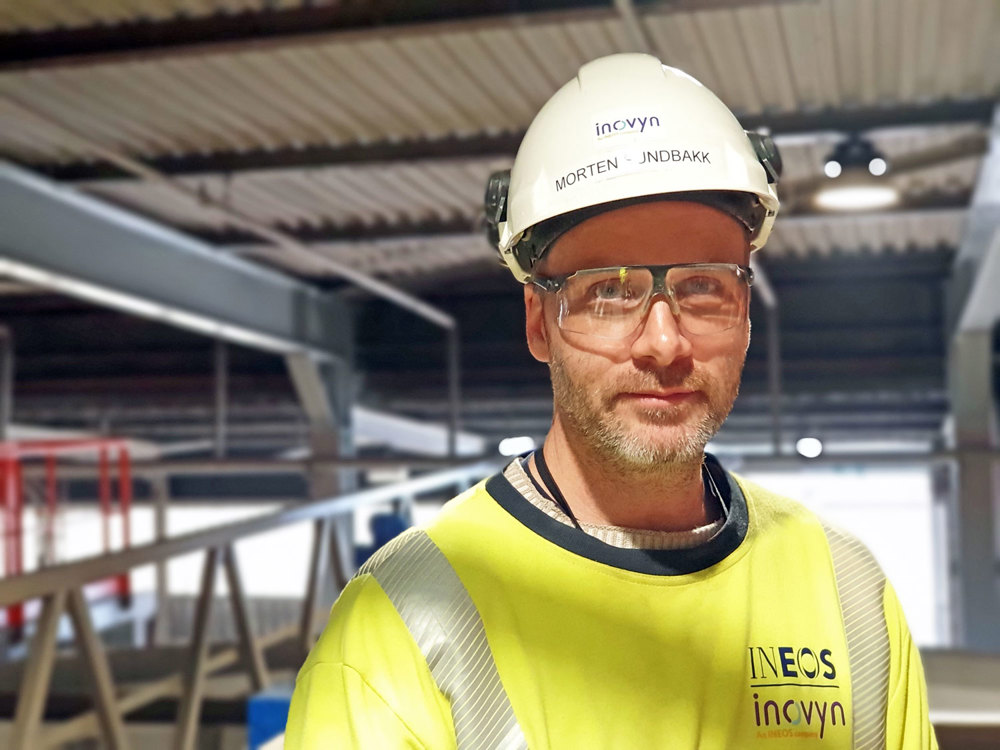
[533,416,715,532]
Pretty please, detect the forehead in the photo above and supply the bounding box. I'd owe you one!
[540,200,750,274]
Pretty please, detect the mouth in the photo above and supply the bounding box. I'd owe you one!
[618,390,698,407]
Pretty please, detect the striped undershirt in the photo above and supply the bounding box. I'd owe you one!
[503,460,726,551]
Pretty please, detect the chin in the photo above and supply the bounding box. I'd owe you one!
[593,421,714,468]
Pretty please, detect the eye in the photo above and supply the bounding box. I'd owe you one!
[675,275,724,297]
[590,279,630,300]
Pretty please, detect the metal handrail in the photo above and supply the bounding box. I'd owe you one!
[0,459,501,607]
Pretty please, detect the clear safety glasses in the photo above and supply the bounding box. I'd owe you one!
[532,263,754,340]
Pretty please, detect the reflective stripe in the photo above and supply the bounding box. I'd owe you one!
[360,530,528,750]
[823,523,890,750]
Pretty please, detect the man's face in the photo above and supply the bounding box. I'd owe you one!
[524,200,751,472]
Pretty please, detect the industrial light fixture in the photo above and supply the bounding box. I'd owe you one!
[0,256,307,355]
[815,135,899,211]
[498,436,536,456]
[795,437,824,459]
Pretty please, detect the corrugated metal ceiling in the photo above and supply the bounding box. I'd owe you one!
[0,0,993,276]
[1,0,997,166]
[0,0,332,32]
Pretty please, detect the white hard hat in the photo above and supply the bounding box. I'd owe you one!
[485,53,781,282]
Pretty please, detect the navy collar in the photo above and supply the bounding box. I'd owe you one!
[485,453,748,576]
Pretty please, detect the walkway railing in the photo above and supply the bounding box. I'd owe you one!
[0,458,501,750]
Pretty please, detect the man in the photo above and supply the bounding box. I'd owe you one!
[285,53,937,749]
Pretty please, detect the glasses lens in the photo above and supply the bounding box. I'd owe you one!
[553,264,748,339]
[667,265,747,335]
[557,267,653,338]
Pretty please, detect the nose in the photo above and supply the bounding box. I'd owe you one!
[628,296,693,366]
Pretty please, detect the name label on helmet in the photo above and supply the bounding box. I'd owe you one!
[554,158,620,191]
[554,148,713,192]
[638,149,711,165]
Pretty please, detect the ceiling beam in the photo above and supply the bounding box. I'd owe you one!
[0,162,352,359]
[180,194,971,246]
[0,0,805,71]
[27,101,995,183]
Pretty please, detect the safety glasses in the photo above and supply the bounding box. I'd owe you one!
[532,263,753,340]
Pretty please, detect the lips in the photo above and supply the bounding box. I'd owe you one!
[619,390,697,406]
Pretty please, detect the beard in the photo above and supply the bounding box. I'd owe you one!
[549,352,741,475]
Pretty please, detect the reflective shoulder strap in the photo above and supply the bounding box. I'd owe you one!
[359,530,528,750]
[821,522,890,750]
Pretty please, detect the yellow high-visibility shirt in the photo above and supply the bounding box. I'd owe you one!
[286,457,937,749]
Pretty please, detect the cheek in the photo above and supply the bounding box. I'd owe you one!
[691,327,749,366]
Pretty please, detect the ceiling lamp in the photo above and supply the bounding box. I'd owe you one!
[815,135,899,211]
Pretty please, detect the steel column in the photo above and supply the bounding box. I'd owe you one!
[947,103,1000,651]
[173,546,220,750]
[750,257,783,455]
[947,331,1000,649]
[151,472,171,644]
[328,517,351,592]
[0,326,12,442]
[10,589,67,750]
[299,518,331,654]
[214,340,228,459]
[447,327,462,458]
[65,587,129,750]
[221,543,269,691]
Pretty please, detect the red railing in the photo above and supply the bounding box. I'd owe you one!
[0,438,133,639]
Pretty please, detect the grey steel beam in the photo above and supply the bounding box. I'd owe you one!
[27,127,992,186]
[946,102,1000,651]
[0,162,351,359]
[195,195,971,246]
[0,460,502,607]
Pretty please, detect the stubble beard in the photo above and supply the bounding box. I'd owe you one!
[548,354,741,477]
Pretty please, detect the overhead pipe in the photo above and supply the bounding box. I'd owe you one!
[614,0,655,53]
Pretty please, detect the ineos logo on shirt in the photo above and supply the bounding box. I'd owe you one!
[747,644,847,741]
[749,645,836,681]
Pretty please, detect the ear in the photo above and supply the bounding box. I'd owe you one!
[524,285,551,363]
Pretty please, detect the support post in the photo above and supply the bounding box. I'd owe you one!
[221,544,269,691]
[946,330,1000,649]
[447,327,461,459]
[946,102,1000,650]
[150,472,171,645]
[214,340,228,459]
[65,587,129,750]
[328,516,352,592]
[299,519,330,654]
[10,589,67,750]
[0,325,12,442]
[751,257,783,455]
[173,546,219,750]
[766,305,784,455]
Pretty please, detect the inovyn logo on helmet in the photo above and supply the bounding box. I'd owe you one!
[594,114,661,140]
